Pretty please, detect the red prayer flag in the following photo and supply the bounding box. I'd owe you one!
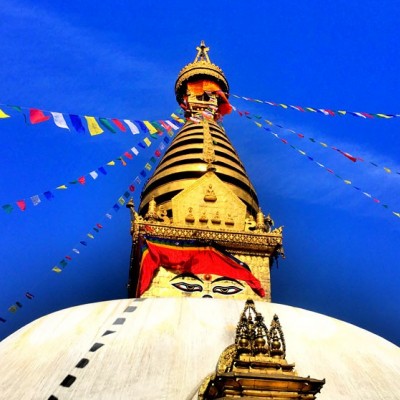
[96,223,103,229]
[154,150,161,157]
[65,255,72,260]
[124,151,133,160]
[112,118,126,132]
[129,185,135,192]
[138,238,265,297]
[29,109,51,124]
[78,176,86,184]
[16,200,27,211]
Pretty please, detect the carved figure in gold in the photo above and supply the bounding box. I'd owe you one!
[204,184,217,202]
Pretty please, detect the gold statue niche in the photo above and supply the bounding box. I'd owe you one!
[198,300,325,399]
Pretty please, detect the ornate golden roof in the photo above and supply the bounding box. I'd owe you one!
[175,41,229,104]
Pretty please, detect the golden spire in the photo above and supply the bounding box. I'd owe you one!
[194,40,210,62]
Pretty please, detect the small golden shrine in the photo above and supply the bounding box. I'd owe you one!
[198,300,325,399]
[127,42,283,301]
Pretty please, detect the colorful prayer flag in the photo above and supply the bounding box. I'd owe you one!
[96,223,103,229]
[113,204,120,212]
[124,151,133,160]
[3,204,13,213]
[145,163,152,171]
[44,191,54,200]
[143,137,151,147]
[25,292,34,299]
[98,166,107,175]
[69,115,86,133]
[51,112,69,130]
[99,118,116,133]
[118,197,126,205]
[16,200,27,211]
[85,116,104,136]
[30,195,41,206]
[143,121,158,134]
[124,120,140,134]
[52,266,62,273]
[72,248,80,254]
[111,118,126,132]
[87,233,94,239]
[0,108,10,118]
[131,147,139,155]
[89,171,98,179]
[105,213,112,219]
[107,161,116,166]
[165,120,180,130]
[29,109,51,124]
[78,176,86,185]
[56,185,68,190]
[80,241,87,246]
[129,185,135,192]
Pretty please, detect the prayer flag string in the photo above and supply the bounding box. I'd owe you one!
[233,107,400,177]
[0,101,184,134]
[0,127,180,214]
[234,111,400,219]
[232,94,400,120]
[0,131,175,323]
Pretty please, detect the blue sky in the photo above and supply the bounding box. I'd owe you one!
[0,1,399,345]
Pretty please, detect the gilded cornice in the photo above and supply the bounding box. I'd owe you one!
[132,221,283,257]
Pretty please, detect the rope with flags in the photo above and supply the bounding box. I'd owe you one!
[0,129,176,324]
[1,128,179,214]
[234,111,400,220]
[0,102,184,134]
[232,107,400,176]
[232,94,399,119]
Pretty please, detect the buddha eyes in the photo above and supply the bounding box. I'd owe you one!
[171,282,203,292]
[171,282,243,295]
[213,286,243,295]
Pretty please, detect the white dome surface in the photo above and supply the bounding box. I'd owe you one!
[0,298,399,400]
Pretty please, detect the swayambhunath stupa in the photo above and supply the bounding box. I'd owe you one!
[0,40,399,399]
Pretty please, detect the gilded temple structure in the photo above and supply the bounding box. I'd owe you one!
[127,41,284,302]
[0,42,399,400]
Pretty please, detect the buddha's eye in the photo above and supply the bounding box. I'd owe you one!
[213,286,243,295]
[171,282,203,292]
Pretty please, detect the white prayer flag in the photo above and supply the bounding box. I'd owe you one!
[124,119,140,134]
[89,171,99,180]
[51,112,69,130]
[131,147,139,156]
[165,120,179,130]
[30,195,41,206]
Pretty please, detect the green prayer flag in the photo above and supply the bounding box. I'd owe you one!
[99,118,116,133]
[2,204,13,213]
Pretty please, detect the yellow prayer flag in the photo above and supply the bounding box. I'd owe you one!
[255,99,263,103]
[265,120,273,126]
[145,163,152,171]
[143,137,151,147]
[118,197,125,205]
[8,305,18,313]
[376,113,391,119]
[298,150,306,155]
[87,233,94,239]
[393,212,400,218]
[52,266,62,273]
[306,107,317,112]
[384,167,392,173]
[0,108,10,118]
[319,142,328,147]
[143,121,158,134]
[107,161,116,166]
[254,122,262,128]
[344,180,352,185]
[56,185,68,190]
[171,113,185,123]
[84,116,104,136]
[338,110,347,115]
[279,104,288,109]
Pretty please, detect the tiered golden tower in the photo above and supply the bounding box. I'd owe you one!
[127,41,283,301]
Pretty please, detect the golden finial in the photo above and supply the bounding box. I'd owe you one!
[194,40,210,63]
